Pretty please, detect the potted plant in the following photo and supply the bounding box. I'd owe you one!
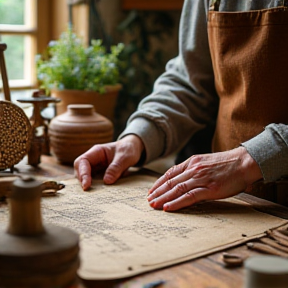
[36,27,124,121]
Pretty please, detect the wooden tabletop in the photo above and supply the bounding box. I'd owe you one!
[13,156,288,288]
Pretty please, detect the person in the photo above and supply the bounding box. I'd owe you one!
[74,0,288,211]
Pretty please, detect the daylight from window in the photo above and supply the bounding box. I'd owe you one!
[0,0,26,81]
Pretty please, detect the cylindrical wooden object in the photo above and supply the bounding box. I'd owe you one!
[244,255,288,288]
[0,177,80,288]
[7,176,44,236]
[0,43,11,101]
[49,104,114,164]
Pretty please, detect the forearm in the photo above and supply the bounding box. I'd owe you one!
[120,0,218,163]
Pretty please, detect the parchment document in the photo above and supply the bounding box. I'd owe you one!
[1,173,287,280]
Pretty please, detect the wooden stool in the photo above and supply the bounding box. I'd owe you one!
[0,176,80,288]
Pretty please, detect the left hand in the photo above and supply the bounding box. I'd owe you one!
[147,147,263,211]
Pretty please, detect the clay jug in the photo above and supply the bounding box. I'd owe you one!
[48,104,113,164]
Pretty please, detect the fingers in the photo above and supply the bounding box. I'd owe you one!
[148,173,203,210]
[147,149,254,212]
[148,175,209,211]
[104,135,144,184]
[74,145,111,190]
[163,187,208,211]
[74,157,92,191]
[103,159,127,184]
[103,147,140,184]
[148,168,191,201]
[74,135,145,189]
[148,163,187,195]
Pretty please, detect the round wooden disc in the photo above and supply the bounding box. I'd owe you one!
[0,100,31,170]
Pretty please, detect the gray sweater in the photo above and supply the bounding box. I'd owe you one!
[120,0,288,183]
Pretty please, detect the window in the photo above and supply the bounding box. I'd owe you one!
[0,0,37,90]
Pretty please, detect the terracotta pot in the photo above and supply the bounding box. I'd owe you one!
[48,104,113,165]
[51,84,122,122]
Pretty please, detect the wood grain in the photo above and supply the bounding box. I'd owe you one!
[12,156,288,288]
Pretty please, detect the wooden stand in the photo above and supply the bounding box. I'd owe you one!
[0,176,80,288]
[17,92,61,166]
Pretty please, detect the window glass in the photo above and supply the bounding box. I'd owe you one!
[0,0,25,25]
[0,35,25,80]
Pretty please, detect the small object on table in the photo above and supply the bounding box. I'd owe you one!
[0,176,79,288]
[222,252,245,267]
[266,229,288,247]
[244,255,288,288]
[41,180,65,196]
[260,237,288,253]
[0,172,65,199]
[17,92,61,166]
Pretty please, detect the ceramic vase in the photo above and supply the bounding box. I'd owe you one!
[48,104,113,164]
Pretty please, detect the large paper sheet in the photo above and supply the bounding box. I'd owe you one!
[0,173,287,280]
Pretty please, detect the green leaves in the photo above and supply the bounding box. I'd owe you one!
[36,27,124,94]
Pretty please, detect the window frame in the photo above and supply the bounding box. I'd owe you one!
[0,0,49,90]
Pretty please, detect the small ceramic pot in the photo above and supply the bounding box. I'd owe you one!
[48,104,113,164]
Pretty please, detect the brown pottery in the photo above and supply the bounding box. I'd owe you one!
[48,104,113,164]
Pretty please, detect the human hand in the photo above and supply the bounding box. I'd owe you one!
[147,147,263,211]
[74,134,144,190]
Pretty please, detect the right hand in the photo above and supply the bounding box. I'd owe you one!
[74,134,145,190]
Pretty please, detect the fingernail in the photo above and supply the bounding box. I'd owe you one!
[163,204,169,211]
[103,174,114,184]
[149,200,155,208]
[147,194,153,201]
[81,176,89,191]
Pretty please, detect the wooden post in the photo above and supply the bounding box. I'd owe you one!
[0,43,11,101]
[7,176,45,236]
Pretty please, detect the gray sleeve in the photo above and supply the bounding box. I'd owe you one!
[119,0,218,164]
[242,124,288,182]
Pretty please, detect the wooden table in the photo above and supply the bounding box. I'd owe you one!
[13,155,288,288]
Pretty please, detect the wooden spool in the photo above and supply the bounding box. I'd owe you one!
[0,100,31,171]
[0,176,80,288]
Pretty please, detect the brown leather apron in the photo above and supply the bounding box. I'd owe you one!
[208,7,288,152]
[207,7,288,205]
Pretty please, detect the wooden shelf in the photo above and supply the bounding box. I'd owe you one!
[122,0,184,10]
